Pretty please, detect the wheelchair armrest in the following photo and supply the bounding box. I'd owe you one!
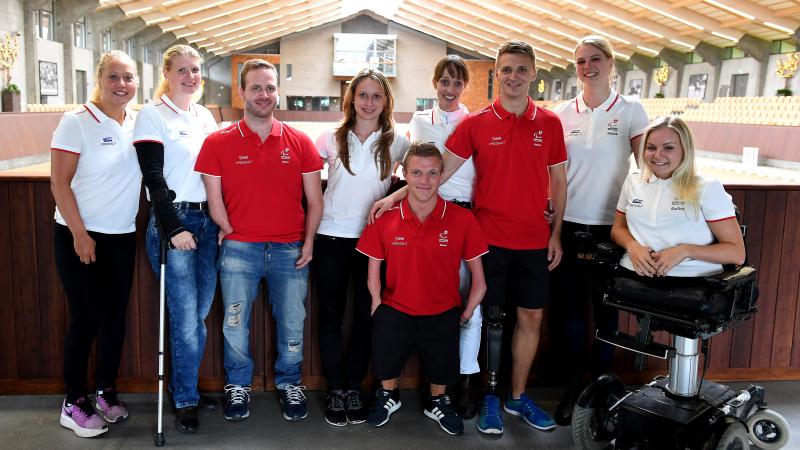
[595,242,625,265]
[702,265,757,289]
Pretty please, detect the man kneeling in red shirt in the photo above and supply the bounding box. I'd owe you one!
[356,143,488,435]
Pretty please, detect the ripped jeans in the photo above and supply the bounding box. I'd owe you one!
[219,239,308,389]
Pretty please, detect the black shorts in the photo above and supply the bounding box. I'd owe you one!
[482,246,550,309]
[371,305,460,386]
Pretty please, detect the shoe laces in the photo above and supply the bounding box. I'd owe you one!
[224,384,251,405]
[432,395,457,415]
[283,385,307,405]
[96,388,120,407]
[346,391,363,410]
[328,391,345,411]
[73,397,98,419]
[519,395,539,416]
[482,395,502,419]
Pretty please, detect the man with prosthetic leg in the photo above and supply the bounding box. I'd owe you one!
[371,41,567,436]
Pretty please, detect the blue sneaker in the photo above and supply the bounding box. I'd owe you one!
[477,394,504,435]
[223,384,251,421]
[504,393,556,431]
[279,385,308,421]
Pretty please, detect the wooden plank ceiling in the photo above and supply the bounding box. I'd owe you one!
[99,0,800,70]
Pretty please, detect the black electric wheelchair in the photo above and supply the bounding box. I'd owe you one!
[568,228,790,450]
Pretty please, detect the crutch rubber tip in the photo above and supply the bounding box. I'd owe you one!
[155,433,165,447]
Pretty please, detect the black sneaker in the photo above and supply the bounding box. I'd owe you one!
[224,384,251,421]
[345,390,367,424]
[324,390,347,427]
[366,388,401,427]
[424,394,464,436]
[279,385,308,421]
[197,394,218,412]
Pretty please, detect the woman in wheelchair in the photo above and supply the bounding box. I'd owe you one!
[611,116,745,279]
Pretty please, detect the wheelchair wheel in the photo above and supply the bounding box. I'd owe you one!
[746,409,790,449]
[571,375,624,450]
[715,421,750,450]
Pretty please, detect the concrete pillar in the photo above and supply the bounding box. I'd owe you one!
[23,1,38,103]
[615,60,628,95]
[694,42,724,100]
[54,0,74,103]
[630,53,657,98]
[737,34,770,96]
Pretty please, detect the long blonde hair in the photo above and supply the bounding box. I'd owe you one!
[574,35,617,90]
[90,50,137,103]
[153,44,203,102]
[335,68,396,180]
[639,116,700,213]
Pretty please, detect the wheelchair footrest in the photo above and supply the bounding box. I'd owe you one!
[596,330,674,359]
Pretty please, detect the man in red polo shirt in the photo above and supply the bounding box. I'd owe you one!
[194,59,323,423]
[357,143,488,436]
[371,41,567,435]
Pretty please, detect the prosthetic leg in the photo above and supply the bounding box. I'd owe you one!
[484,305,504,396]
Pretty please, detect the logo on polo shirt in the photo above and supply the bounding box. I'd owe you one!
[101,136,116,146]
[630,198,644,208]
[178,130,189,137]
[439,230,449,247]
[568,129,581,137]
[280,148,291,164]
[607,118,619,136]
[488,136,505,146]
[532,130,544,147]
[236,155,252,165]
[670,200,685,211]
[392,236,407,246]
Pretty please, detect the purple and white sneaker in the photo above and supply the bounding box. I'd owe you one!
[60,397,109,437]
[95,388,129,423]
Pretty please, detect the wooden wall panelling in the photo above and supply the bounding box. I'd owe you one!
[133,203,159,383]
[0,184,19,378]
[773,190,800,366]
[34,182,64,377]
[750,191,787,368]
[8,182,44,377]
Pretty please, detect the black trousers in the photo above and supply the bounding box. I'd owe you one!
[312,234,372,391]
[551,221,618,377]
[54,223,136,401]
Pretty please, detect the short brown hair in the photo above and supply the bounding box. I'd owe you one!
[402,142,443,171]
[496,40,536,67]
[239,59,277,89]
[432,55,469,84]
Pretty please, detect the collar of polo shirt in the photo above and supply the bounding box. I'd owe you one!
[575,89,620,114]
[491,97,537,121]
[237,118,283,139]
[399,196,447,222]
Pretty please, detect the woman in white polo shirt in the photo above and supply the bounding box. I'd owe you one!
[51,50,140,438]
[612,116,745,278]
[313,68,409,427]
[552,35,650,424]
[133,44,219,433]
[406,55,481,419]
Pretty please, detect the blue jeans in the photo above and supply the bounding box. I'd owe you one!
[219,240,308,389]
[146,206,219,408]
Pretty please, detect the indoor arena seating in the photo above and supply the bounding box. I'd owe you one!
[639,97,702,118]
[640,96,800,127]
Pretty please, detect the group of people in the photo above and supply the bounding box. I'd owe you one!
[51,34,745,441]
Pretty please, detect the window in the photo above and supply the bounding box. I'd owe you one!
[488,70,494,99]
[770,39,797,55]
[101,29,112,52]
[36,6,54,41]
[730,73,748,97]
[286,64,293,80]
[286,96,340,111]
[685,52,703,64]
[333,34,397,77]
[723,47,745,60]
[75,70,87,104]
[416,98,435,111]
[73,17,86,48]
[142,44,150,64]
[124,39,135,57]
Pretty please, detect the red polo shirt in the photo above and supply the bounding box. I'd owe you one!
[194,119,323,243]
[356,197,488,316]
[445,97,567,250]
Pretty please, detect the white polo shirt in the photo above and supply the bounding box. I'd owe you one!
[51,103,141,234]
[615,172,736,277]
[133,95,217,202]
[554,90,649,225]
[316,129,410,238]
[408,104,475,202]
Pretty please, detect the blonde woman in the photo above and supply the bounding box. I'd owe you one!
[133,44,219,433]
[314,68,408,426]
[612,116,745,278]
[51,51,140,437]
[551,35,650,424]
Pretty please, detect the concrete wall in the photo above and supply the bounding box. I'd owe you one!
[719,57,761,97]
[624,69,646,98]
[36,39,65,104]
[280,24,341,98]
[0,0,26,106]
[388,24,446,113]
[679,62,715,100]
[72,47,93,103]
[764,54,800,96]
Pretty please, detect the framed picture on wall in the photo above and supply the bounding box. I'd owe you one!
[553,80,562,101]
[628,79,643,98]
[39,61,58,96]
[688,73,708,99]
